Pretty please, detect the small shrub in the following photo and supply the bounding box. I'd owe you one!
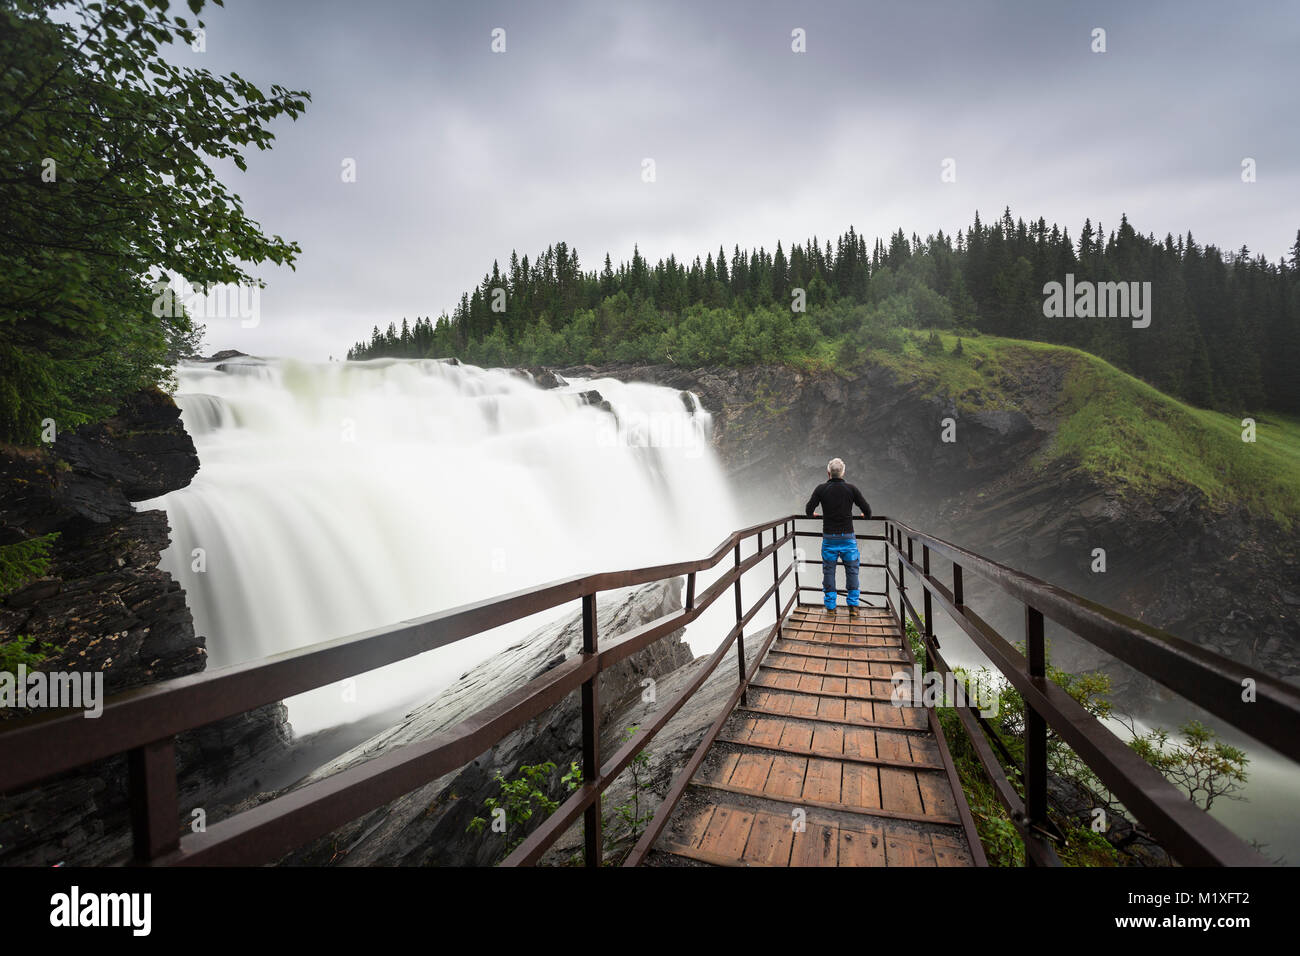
[0,634,54,675]
[0,533,58,597]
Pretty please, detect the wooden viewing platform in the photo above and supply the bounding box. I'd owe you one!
[644,605,986,867]
[3,515,1289,868]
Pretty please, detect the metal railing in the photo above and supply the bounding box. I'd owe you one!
[881,518,1300,867]
[0,515,802,867]
[2,513,1295,867]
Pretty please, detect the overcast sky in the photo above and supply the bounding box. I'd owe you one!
[175,0,1300,359]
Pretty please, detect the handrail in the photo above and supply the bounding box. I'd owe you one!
[0,515,799,794]
[2,511,1292,868]
[887,519,1300,766]
[882,518,1300,867]
[0,512,810,867]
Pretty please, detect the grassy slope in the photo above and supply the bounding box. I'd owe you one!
[849,332,1300,529]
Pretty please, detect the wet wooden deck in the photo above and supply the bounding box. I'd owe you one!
[645,605,984,867]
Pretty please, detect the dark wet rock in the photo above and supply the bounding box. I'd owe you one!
[527,367,567,389]
[54,387,199,501]
[200,349,248,362]
[577,389,614,415]
[0,389,291,865]
[1047,772,1174,866]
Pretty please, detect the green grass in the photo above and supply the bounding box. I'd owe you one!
[856,331,1300,529]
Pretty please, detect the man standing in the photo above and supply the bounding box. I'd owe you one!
[805,457,872,616]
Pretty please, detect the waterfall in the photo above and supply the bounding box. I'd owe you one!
[138,356,742,734]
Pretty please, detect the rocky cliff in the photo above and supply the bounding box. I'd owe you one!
[0,388,291,865]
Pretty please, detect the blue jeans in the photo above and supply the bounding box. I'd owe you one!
[821,534,860,609]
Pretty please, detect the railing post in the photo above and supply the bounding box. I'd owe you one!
[128,737,180,863]
[922,544,933,672]
[883,522,890,615]
[1024,604,1048,861]
[580,593,601,867]
[792,520,802,603]
[896,531,906,634]
[685,572,696,610]
[734,540,746,706]
[771,524,782,636]
[953,562,964,607]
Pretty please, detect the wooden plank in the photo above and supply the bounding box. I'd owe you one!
[767,671,801,691]
[796,673,824,694]
[875,730,913,763]
[917,771,959,820]
[879,767,926,816]
[837,822,887,867]
[775,639,906,659]
[816,696,847,721]
[884,831,919,867]
[730,716,758,742]
[787,693,821,718]
[715,736,940,772]
[929,831,974,867]
[749,680,894,703]
[663,803,716,851]
[844,699,874,725]
[842,727,877,759]
[695,750,741,787]
[777,642,883,661]
[790,821,838,866]
[821,657,850,677]
[729,752,774,792]
[654,842,747,867]
[868,701,929,730]
[736,705,935,734]
[820,675,848,695]
[865,701,905,727]
[691,780,961,828]
[846,676,874,699]
[697,804,755,861]
[763,755,808,800]
[780,655,819,674]
[840,763,882,810]
[742,810,796,866]
[751,690,792,715]
[912,836,939,867]
[748,717,785,748]
[908,736,942,765]
[802,758,843,804]
[810,723,844,757]
[778,721,813,751]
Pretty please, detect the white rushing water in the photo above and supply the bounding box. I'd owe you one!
[138,356,742,734]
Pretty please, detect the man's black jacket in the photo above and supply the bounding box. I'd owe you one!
[805,477,871,535]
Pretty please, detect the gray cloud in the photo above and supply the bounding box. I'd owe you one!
[175,0,1300,357]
